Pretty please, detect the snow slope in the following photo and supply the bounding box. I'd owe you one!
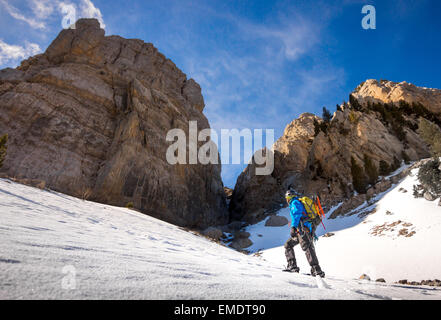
[0,178,440,299]
[246,166,441,283]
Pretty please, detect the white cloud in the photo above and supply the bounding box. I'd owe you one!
[0,0,46,29]
[31,0,55,19]
[237,15,320,61]
[0,40,42,65]
[0,0,106,30]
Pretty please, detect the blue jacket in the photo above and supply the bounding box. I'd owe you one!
[289,197,312,232]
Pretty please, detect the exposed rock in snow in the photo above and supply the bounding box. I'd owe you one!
[202,227,224,241]
[424,192,436,201]
[265,215,289,227]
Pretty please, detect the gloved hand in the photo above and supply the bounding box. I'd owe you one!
[290,227,297,237]
[297,222,306,236]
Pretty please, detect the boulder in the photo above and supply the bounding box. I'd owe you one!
[224,221,243,232]
[264,215,288,227]
[375,180,392,193]
[202,227,224,241]
[234,231,250,239]
[330,194,366,218]
[424,192,436,201]
[224,187,233,200]
[366,187,375,199]
[229,238,253,250]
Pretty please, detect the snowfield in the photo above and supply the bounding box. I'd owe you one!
[246,166,441,284]
[1,177,441,300]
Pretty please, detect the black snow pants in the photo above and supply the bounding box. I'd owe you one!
[284,222,319,268]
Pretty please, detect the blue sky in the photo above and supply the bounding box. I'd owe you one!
[1,0,441,188]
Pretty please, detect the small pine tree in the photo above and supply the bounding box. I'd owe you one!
[0,134,7,169]
[314,118,329,136]
[412,184,424,198]
[364,154,378,186]
[351,156,367,194]
[399,100,413,115]
[349,94,362,111]
[322,107,332,123]
[313,119,321,137]
[319,121,329,135]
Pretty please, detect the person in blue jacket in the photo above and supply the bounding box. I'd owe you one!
[284,187,325,278]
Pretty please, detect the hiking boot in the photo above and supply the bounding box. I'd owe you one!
[284,260,300,273]
[311,265,325,278]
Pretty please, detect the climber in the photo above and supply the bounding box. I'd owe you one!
[283,187,325,278]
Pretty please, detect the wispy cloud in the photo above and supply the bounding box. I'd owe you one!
[176,9,339,130]
[31,0,55,19]
[0,0,46,29]
[0,40,42,65]
[0,0,106,68]
[0,0,106,31]
[235,13,320,61]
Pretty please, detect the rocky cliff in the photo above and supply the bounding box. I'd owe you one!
[353,79,441,115]
[230,79,441,222]
[229,113,319,223]
[0,19,228,228]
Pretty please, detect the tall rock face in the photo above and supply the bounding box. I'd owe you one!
[0,19,228,228]
[230,79,441,222]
